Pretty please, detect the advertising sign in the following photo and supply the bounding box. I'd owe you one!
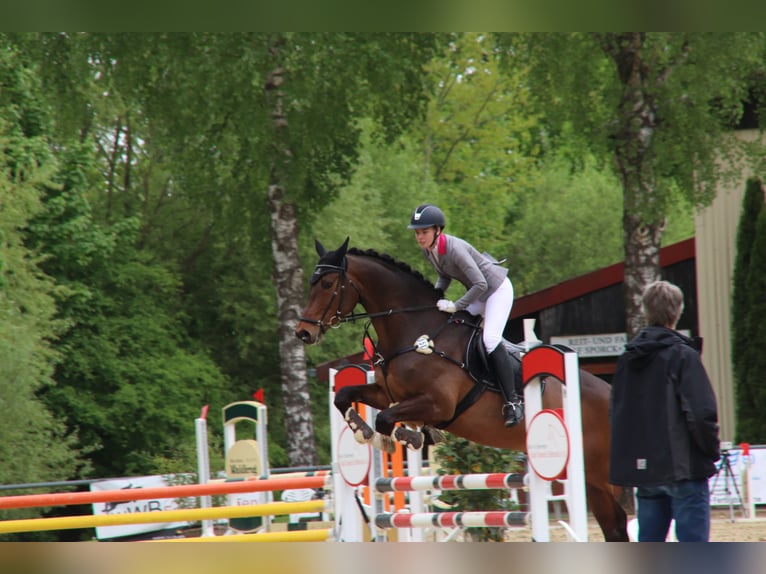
[90,475,193,540]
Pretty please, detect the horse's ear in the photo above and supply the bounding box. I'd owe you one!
[338,236,350,256]
[315,239,327,257]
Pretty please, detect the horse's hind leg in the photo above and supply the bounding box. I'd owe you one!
[586,482,629,542]
[334,383,389,445]
[374,395,445,452]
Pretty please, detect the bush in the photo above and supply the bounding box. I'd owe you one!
[431,434,523,541]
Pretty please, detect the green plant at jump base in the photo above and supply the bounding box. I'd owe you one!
[431,435,523,542]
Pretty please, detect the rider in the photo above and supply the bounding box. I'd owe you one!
[408,203,523,427]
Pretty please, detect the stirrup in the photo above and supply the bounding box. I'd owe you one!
[502,401,524,428]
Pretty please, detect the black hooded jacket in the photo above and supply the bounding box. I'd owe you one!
[609,326,720,487]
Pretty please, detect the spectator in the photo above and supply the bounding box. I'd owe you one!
[610,280,720,542]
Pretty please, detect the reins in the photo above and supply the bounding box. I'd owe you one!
[297,261,434,333]
[338,305,436,324]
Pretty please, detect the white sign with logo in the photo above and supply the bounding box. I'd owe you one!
[90,475,193,540]
[551,331,693,358]
[709,446,766,507]
[550,333,629,358]
[336,426,372,486]
[526,409,570,481]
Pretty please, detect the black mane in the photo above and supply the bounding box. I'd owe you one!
[347,247,435,291]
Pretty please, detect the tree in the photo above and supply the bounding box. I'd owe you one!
[497,32,766,338]
[4,34,236,478]
[0,40,86,504]
[26,142,232,477]
[506,148,695,295]
[740,209,766,442]
[732,178,766,442]
[47,33,443,468]
[421,32,538,260]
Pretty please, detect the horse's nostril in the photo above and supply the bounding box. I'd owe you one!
[296,329,311,343]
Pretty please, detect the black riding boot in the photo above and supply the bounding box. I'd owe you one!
[488,345,524,428]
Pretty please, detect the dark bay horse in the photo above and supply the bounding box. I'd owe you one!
[295,238,628,541]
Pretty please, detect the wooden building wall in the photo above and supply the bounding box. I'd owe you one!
[693,129,762,442]
[506,239,697,382]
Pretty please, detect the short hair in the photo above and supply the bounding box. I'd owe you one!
[642,280,684,328]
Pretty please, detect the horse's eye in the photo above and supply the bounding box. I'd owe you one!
[321,279,334,289]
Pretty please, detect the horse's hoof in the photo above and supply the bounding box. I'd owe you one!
[373,433,396,454]
[345,408,374,443]
[423,425,446,445]
[393,427,424,451]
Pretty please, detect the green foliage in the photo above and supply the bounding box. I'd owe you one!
[41,231,233,477]
[0,44,88,531]
[740,210,766,442]
[431,435,522,542]
[732,179,766,442]
[422,32,539,259]
[22,139,232,478]
[507,152,695,295]
[497,32,766,215]
[507,154,623,294]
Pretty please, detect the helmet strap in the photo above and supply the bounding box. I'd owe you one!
[427,228,440,251]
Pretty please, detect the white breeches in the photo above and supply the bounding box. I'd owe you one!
[465,277,514,353]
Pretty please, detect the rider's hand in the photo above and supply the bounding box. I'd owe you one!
[437,299,457,314]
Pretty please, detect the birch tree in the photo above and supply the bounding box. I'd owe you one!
[497,32,766,338]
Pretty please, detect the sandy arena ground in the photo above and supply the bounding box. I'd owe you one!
[503,508,766,542]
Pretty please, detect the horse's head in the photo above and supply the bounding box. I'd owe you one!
[295,237,360,344]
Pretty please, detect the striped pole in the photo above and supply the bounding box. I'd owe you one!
[0,475,330,510]
[375,511,528,529]
[375,473,525,493]
[0,500,328,534]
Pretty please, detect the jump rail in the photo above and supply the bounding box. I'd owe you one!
[0,475,330,510]
[149,528,334,543]
[0,500,328,534]
[375,473,525,493]
[375,511,528,529]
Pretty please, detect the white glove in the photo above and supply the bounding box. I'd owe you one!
[437,299,457,314]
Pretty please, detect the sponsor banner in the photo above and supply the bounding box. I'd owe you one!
[551,330,690,358]
[709,446,766,507]
[90,475,194,540]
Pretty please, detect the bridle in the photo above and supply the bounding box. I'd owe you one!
[297,262,360,335]
[297,259,434,335]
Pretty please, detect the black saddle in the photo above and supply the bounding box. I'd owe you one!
[464,325,524,393]
[431,313,525,430]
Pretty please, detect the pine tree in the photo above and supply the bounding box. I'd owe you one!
[732,178,766,441]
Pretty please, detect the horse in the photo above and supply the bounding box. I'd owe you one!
[294,238,628,542]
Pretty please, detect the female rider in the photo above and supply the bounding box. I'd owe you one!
[408,203,523,427]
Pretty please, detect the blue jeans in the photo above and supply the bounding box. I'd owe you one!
[636,480,710,542]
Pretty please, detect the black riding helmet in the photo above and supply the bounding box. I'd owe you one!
[407,204,446,229]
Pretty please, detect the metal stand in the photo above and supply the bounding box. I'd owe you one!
[710,450,744,522]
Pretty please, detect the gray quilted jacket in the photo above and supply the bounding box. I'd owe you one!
[421,234,508,311]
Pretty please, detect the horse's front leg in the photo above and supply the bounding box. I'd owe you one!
[334,383,389,445]
[375,395,441,452]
